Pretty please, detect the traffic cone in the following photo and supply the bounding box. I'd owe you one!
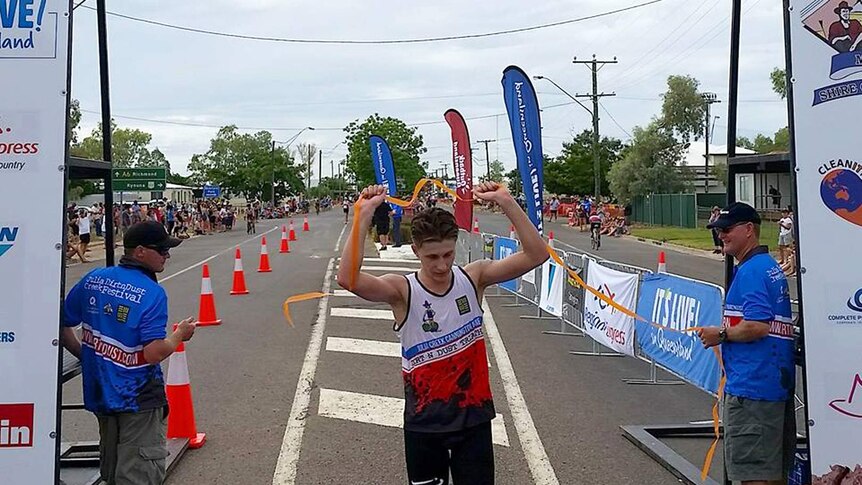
[166,324,206,449]
[657,251,667,273]
[548,231,555,248]
[195,264,222,326]
[230,248,249,295]
[289,220,297,241]
[509,225,516,240]
[258,236,272,273]
[303,215,310,232]
[472,217,480,234]
[280,225,290,253]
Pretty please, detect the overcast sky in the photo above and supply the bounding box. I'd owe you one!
[69,0,787,179]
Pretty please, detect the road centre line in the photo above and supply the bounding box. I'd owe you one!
[272,225,346,485]
[329,307,394,320]
[316,388,509,447]
[482,298,559,484]
[161,225,279,283]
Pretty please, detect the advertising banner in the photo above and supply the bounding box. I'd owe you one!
[636,273,723,394]
[0,0,71,482]
[493,236,518,292]
[369,135,397,196]
[582,261,638,356]
[444,109,473,232]
[539,259,564,317]
[502,65,544,235]
[788,0,862,478]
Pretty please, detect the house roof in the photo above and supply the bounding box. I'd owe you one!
[681,143,756,167]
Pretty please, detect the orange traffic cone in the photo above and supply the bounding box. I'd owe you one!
[280,225,290,253]
[258,236,272,273]
[548,231,555,248]
[289,220,297,241]
[509,225,516,240]
[303,215,310,232]
[230,248,249,295]
[195,264,222,326]
[657,251,667,273]
[166,325,206,449]
[472,217,480,234]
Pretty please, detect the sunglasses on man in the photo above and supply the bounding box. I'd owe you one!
[716,222,752,234]
[143,245,171,256]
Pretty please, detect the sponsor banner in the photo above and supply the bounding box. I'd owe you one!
[636,273,722,394]
[493,236,518,292]
[539,259,564,317]
[369,135,397,197]
[522,266,536,285]
[582,261,638,356]
[0,0,70,481]
[502,66,544,235]
[789,0,862,477]
[444,109,474,231]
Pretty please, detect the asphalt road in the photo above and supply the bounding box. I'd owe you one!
[59,208,731,484]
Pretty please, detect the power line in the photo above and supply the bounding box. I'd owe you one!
[599,103,632,139]
[80,0,665,45]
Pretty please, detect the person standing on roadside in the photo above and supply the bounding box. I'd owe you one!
[78,208,92,258]
[699,202,796,485]
[777,209,794,266]
[708,206,723,254]
[61,221,196,485]
[391,201,404,248]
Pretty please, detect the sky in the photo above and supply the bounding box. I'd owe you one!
[69,0,789,180]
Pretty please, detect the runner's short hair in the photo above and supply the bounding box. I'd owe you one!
[411,208,459,247]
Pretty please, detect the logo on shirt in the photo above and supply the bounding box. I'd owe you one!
[103,303,113,316]
[116,305,130,324]
[0,403,34,447]
[0,226,18,258]
[455,295,471,315]
[800,2,862,105]
[421,300,439,333]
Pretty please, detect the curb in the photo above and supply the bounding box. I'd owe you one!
[623,235,725,261]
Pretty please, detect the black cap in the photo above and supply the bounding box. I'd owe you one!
[123,221,182,250]
[706,202,761,229]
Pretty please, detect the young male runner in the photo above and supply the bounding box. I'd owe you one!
[336,181,548,484]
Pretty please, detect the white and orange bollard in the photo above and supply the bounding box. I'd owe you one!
[258,236,272,273]
[195,264,222,326]
[280,225,290,253]
[657,251,667,273]
[166,325,206,449]
[230,248,249,295]
[472,217,480,234]
[288,220,297,241]
[303,215,310,232]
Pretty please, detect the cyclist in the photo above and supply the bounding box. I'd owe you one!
[589,209,603,249]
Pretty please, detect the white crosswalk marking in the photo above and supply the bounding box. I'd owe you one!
[332,289,360,297]
[340,257,421,265]
[317,388,509,447]
[337,265,417,272]
[325,337,400,358]
[330,307,393,320]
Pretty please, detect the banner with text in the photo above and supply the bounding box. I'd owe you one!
[0,1,71,482]
[539,259,564,317]
[502,65,544,235]
[444,109,474,231]
[636,273,722,394]
[582,261,638,356]
[788,0,862,477]
[493,236,518,292]
[369,135,397,197]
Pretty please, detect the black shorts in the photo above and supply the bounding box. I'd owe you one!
[590,222,601,231]
[405,421,494,485]
[79,233,91,244]
[376,222,390,236]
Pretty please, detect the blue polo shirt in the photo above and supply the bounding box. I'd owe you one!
[64,259,168,414]
[723,246,795,401]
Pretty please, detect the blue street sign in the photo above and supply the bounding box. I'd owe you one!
[203,185,221,198]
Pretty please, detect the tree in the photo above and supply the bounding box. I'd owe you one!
[544,130,623,196]
[505,168,522,196]
[736,128,790,154]
[188,126,304,202]
[72,121,171,171]
[68,99,82,145]
[482,159,506,183]
[770,68,787,99]
[295,142,319,189]
[607,121,690,202]
[660,75,706,145]
[343,114,427,194]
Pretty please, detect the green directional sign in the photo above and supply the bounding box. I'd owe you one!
[112,168,166,191]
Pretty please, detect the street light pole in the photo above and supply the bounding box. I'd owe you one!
[701,92,720,193]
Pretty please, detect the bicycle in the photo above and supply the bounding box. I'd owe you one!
[591,225,601,250]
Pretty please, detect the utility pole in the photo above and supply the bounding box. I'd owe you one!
[573,55,617,199]
[270,141,276,205]
[477,139,496,181]
[306,145,313,196]
[318,149,323,191]
[701,92,721,193]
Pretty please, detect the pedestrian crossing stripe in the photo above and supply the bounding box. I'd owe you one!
[325,336,492,367]
[336,265,417,272]
[330,307,393,320]
[340,257,421,265]
[317,388,510,447]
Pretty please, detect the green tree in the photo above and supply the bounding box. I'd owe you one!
[505,168,522,196]
[544,130,623,196]
[607,121,690,202]
[770,68,787,99]
[736,127,790,154]
[481,159,506,183]
[188,126,304,202]
[72,121,171,171]
[660,75,706,145]
[68,98,82,145]
[343,114,427,193]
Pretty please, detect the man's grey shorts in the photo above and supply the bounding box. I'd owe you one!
[724,394,796,482]
[778,234,793,246]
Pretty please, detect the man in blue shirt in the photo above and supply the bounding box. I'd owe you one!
[61,221,196,485]
[699,203,796,485]
[390,202,404,248]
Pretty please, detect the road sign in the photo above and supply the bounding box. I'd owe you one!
[203,185,221,198]
[112,168,166,191]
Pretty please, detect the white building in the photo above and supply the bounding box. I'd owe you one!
[679,143,756,194]
[74,182,196,207]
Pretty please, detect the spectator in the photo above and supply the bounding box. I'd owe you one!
[778,208,794,266]
[372,201,391,250]
[92,203,103,238]
[700,202,796,485]
[549,196,560,221]
[391,202,404,248]
[77,208,92,259]
[708,206,723,254]
[343,197,350,224]
[768,185,782,208]
[61,221,196,485]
